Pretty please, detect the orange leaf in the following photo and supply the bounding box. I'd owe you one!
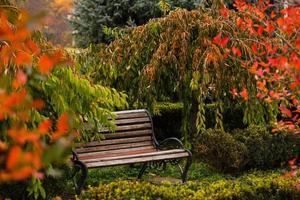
[26,40,40,55]
[15,51,32,66]
[240,88,248,101]
[38,119,52,134]
[279,105,292,118]
[270,11,276,19]
[31,99,45,109]
[265,23,275,33]
[277,18,284,27]
[57,113,69,133]
[38,55,54,74]
[0,141,8,151]
[52,113,69,141]
[6,146,22,170]
[10,166,35,181]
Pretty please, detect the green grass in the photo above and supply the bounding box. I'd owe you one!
[85,162,287,186]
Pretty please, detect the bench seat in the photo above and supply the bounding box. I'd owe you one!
[71,109,192,194]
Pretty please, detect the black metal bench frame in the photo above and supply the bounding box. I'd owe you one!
[71,109,192,194]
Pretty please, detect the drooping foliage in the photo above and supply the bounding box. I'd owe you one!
[70,0,202,47]
[90,5,272,145]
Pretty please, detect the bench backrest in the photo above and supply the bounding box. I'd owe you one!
[76,109,158,155]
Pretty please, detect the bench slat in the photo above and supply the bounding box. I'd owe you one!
[114,112,148,120]
[79,147,156,160]
[103,129,152,139]
[86,152,189,168]
[78,136,152,148]
[77,146,156,158]
[76,141,153,153]
[101,123,151,133]
[114,117,150,125]
[82,149,186,163]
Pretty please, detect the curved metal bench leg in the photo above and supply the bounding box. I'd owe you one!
[181,151,192,183]
[137,163,148,179]
[72,160,88,195]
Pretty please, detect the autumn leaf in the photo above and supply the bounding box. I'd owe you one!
[232,47,242,57]
[52,113,69,141]
[257,25,264,36]
[12,70,27,89]
[38,55,54,74]
[279,105,292,118]
[265,23,275,33]
[240,88,248,101]
[31,99,45,109]
[15,51,32,66]
[38,119,52,134]
[6,146,22,170]
[236,17,243,27]
[26,40,40,55]
[230,88,238,96]
[213,33,230,48]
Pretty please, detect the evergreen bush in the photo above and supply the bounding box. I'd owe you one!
[70,0,201,47]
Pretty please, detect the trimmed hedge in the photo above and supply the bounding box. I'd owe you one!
[195,129,248,173]
[195,126,300,172]
[79,172,300,200]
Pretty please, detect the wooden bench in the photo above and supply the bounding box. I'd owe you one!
[71,109,192,194]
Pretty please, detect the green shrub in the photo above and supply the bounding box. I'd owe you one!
[195,129,248,173]
[232,126,300,169]
[194,126,300,172]
[79,172,300,200]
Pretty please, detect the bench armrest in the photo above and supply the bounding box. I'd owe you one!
[157,137,185,150]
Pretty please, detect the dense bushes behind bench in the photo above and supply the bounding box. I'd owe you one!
[195,126,300,172]
[79,172,300,200]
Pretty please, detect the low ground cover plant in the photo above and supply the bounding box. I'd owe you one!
[80,171,300,200]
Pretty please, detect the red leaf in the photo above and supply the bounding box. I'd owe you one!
[295,40,300,49]
[220,37,230,47]
[251,44,258,54]
[220,7,230,18]
[230,88,238,96]
[213,33,221,45]
[232,47,242,57]
[257,25,264,36]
